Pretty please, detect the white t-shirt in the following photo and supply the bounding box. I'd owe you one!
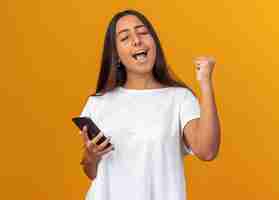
[80,86,201,200]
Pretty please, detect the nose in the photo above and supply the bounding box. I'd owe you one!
[131,33,141,46]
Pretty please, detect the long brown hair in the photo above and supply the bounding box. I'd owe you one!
[91,9,195,96]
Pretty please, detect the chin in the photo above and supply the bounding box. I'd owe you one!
[134,64,154,74]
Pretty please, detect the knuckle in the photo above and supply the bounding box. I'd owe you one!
[100,140,109,147]
[96,145,103,152]
[103,137,111,144]
[102,140,110,146]
[104,146,113,153]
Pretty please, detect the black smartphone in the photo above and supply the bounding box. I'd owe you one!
[72,116,111,148]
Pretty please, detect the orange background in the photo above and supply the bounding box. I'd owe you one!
[3,0,279,199]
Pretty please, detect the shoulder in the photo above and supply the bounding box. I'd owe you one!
[172,86,196,98]
[85,88,119,105]
[83,93,103,109]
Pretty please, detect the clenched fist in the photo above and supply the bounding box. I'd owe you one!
[193,56,216,82]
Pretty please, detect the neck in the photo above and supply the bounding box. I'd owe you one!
[123,73,162,89]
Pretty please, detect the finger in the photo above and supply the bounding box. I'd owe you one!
[194,62,205,70]
[81,126,90,145]
[97,136,112,151]
[86,132,105,153]
[197,57,215,65]
[195,59,208,64]
[193,59,203,66]
[96,145,115,157]
[86,139,97,152]
[91,132,104,145]
[193,56,206,63]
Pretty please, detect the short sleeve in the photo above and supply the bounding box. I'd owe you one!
[179,88,201,155]
[80,97,92,117]
[79,96,99,121]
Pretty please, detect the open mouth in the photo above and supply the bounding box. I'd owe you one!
[132,49,148,62]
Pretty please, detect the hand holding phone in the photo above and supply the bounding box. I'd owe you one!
[72,116,112,148]
[79,125,115,167]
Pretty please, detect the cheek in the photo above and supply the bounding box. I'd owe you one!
[116,43,129,61]
[148,39,157,59]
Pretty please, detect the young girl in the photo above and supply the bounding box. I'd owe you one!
[79,9,220,200]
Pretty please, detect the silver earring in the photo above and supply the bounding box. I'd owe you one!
[116,60,122,70]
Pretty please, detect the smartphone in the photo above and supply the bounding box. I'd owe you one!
[72,116,111,148]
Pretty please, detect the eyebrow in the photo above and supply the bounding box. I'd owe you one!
[117,24,146,36]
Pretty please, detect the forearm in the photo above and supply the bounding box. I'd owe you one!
[197,80,221,160]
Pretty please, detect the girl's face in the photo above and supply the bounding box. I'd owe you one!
[115,15,156,75]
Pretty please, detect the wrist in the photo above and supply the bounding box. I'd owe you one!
[198,79,212,88]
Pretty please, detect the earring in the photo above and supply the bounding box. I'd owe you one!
[116,60,122,70]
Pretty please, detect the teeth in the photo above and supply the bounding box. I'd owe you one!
[133,50,148,61]
[136,54,146,61]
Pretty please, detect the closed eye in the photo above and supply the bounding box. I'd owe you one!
[139,31,149,35]
[120,31,149,42]
[120,36,129,42]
